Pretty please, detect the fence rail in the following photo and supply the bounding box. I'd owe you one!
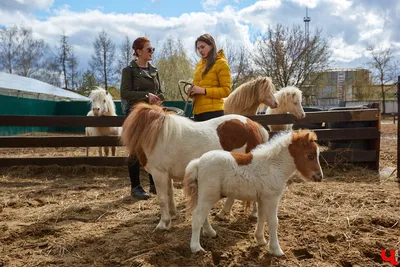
[0,108,381,169]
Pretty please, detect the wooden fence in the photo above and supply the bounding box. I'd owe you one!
[0,107,381,170]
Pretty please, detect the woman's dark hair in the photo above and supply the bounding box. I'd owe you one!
[132,37,151,56]
[195,34,217,76]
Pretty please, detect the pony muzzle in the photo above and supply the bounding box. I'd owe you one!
[312,172,323,182]
[271,100,279,109]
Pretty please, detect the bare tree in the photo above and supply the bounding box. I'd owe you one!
[89,30,116,90]
[116,36,132,75]
[0,26,50,77]
[55,33,72,89]
[0,25,19,74]
[218,38,255,89]
[253,24,331,95]
[366,44,398,113]
[68,50,79,90]
[17,27,49,77]
[154,38,194,100]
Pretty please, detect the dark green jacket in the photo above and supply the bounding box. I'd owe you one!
[120,60,164,114]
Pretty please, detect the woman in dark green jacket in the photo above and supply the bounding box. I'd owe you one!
[120,36,164,200]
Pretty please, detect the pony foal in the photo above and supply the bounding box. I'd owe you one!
[184,130,323,255]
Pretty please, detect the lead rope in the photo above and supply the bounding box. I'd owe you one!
[178,80,195,118]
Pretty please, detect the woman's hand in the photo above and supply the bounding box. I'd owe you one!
[148,93,162,106]
[189,85,206,96]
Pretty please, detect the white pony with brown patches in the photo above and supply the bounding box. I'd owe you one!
[264,86,306,131]
[85,87,121,156]
[224,77,278,115]
[121,103,269,230]
[218,86,306,219]
[184,130,323,255]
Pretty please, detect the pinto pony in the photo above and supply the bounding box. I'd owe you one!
[184,130,323,255]
[224,77,278,115]
[264,86,306,131]
[85,87,121,156]
[121,103,269,230]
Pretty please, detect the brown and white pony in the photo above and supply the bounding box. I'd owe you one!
[86,87,121,156]
[184,130,323,255]
[224,77,278,115]
[121,103,269,230]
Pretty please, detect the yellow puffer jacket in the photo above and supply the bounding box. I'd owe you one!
[192,49,231,115]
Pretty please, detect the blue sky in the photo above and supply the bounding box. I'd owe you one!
[0,0,399,72]
[35,0,206,18]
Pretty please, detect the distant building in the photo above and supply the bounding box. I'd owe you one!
[302,68,371,107]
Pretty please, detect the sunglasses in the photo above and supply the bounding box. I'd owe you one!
[146,47,155,53]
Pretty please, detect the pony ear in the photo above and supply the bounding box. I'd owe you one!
[303,132,310,146]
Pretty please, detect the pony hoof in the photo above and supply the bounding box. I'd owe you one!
[250,212,258,219]
[191,245,205,253]
[155,221,171,231]
[215,212,228,220]
[203,229,217,237]
[169,209,177,217]
[256,237,267,245]
[269,247,284,257]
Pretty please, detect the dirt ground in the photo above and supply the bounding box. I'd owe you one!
[0,122,399,267]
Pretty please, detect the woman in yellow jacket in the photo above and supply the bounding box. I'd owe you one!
[189,34,232,121]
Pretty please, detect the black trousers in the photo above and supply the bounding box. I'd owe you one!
[125,107,154,188]
[193,110,224,122]
[128,156,154,188]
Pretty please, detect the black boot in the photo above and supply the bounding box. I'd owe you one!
[149,174,156,194]
[131,185,150,200]
[149,184,157,194]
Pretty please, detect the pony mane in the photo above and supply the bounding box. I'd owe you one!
[291,129,317,143]
[252,131,292,159]
[252,129,316,159]
[225,76,274,114]
[121,103,166,164]
[89,87,116,116]
[274,86,302,107]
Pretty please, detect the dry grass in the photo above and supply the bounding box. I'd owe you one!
[0,122,399,267]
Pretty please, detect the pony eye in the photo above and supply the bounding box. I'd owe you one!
[307,155,314,160]
[293,102,298,105]
[104,100,106,103]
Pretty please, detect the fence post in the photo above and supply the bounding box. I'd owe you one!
[369,102,381,170]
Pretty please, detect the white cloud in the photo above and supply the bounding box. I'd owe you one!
[330,36,364,62]
[238,0,281,31]
[290,0,320,8]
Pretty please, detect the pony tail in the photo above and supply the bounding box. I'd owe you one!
[183,158,200,214]
[258,124,270,143]
[121,103,165,164]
